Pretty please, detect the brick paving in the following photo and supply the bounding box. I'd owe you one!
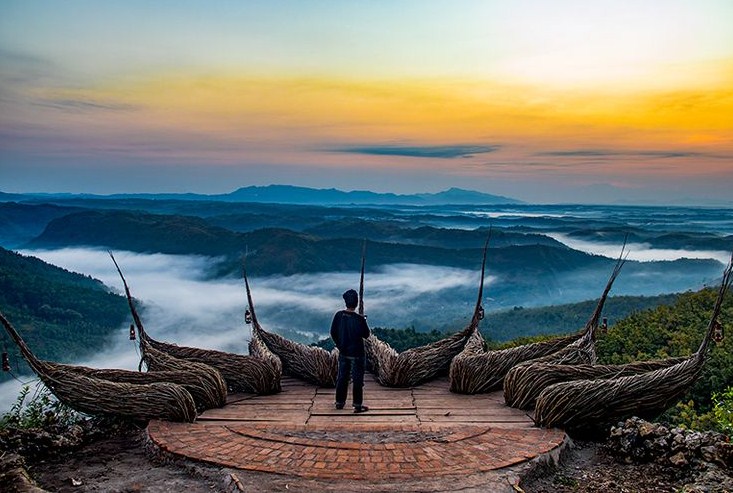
[147,377,566,482]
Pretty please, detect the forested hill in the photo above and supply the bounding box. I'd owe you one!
[485,293,680,342]
[0,247,129,379]
[0,202,82,248]
[27,209,606,276]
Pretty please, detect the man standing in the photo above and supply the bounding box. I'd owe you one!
[330,289,370,413]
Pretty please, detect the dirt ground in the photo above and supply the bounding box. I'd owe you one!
[23,432,211,492]
[16,429,728,493]
[521,440,693,493]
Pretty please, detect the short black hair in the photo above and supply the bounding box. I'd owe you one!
[342,289,358,309]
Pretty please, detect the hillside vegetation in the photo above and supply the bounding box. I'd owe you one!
[0,247,129,380]
[486,294,680,342]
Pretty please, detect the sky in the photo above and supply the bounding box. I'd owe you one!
[0,1,732,204]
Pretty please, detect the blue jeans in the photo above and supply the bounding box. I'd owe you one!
[335,354,365,407]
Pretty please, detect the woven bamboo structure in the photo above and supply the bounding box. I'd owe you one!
[134,343,228,409]
[243,264,337,387]
[534,254,733,437]
[242,270,284,376]
[111,253,280,395]
[450,245,627,394]
[449,332,579,394]
[0,311,197,422]
[59,363,226,412]
[142,335,280,395]
[249,324,336,386]
[503,357,686,410]
[366,237,490,388]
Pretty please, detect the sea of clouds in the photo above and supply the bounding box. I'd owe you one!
[546,233,731,265]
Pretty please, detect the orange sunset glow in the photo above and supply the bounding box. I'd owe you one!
[1,1,732,203]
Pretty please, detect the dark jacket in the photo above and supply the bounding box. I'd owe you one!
[330,310,370,357]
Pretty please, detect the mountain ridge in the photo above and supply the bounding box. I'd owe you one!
[0,185,521,206]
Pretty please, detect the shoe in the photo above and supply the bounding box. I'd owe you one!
[353,405,369,414]
[335,403,344,410]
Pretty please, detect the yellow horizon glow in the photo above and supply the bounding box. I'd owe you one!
[31,59,732,160]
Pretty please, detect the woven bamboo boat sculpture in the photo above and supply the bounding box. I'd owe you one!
[241,267,283,376]
[243,263,338,387]
[365,237,490,388]
[502,247,631,408]
[503,357,688,411]
[450,245,627,394]
[534,253,733,437]
[110,253,279,395]
[0,311,197,422]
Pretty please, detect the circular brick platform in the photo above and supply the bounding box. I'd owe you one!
[147,377,566,482]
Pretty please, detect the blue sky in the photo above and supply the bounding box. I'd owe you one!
[1,0,732,204]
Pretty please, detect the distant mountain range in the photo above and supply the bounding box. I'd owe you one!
[221,185,521,205]
[0,185,521,206]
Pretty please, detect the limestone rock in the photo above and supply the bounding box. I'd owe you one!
[670,452,689,467]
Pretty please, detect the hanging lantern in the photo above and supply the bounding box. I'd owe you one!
[2,352,9,372]
[600,317,608,333]
[245,309,253,324]
[713,320,724,343]
[129,323,136,341]
[477,305,485,321]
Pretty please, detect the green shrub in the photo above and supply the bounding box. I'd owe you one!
[667,399,717,432]
[0,384,83,430]
[664,387,733,436]
[712,386,733,436]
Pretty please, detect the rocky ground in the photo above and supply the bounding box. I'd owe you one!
[2,418,733,492]
[525,418,733,493]
[524,441,715,492]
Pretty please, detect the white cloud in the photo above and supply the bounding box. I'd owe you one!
[3,248,489,410]
[546,233,730,264]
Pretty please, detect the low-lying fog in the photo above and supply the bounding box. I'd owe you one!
[548,233,731,265]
